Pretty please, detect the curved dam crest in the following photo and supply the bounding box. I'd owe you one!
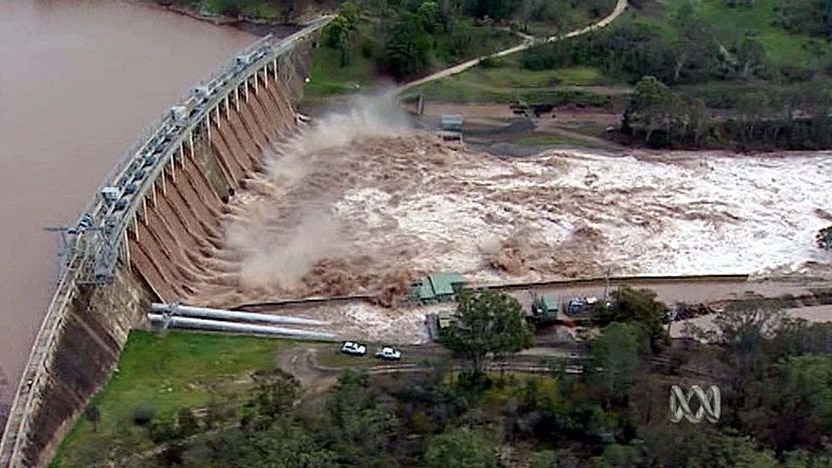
[0,19,328,467]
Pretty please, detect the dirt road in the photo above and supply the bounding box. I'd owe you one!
[398,0,629,93]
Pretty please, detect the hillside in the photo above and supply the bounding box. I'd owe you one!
[406,0,831,150]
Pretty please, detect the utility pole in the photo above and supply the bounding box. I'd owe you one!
[602,266,611,299]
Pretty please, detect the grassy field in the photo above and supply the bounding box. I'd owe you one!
[662,0,831,68]
[52,332,436,466]
[648,0,832,67]
[315,347,375,368]
[411,68,627,106]
[52,331,296,467]
[304,47,379,99]
[405,0,830,106]
[409,59,627,103]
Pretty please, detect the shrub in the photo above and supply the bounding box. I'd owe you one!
[360,37,376,59]
[132,404,155,427]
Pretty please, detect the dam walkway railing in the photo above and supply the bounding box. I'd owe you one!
[0,16,332,468]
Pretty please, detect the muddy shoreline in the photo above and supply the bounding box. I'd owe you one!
[137,0,303,37]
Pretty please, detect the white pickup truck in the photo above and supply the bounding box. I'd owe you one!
[375,346,402,361]
[340,341,367,356]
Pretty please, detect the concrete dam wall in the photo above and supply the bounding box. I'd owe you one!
[128,42,307,302]
[0,19,327,468]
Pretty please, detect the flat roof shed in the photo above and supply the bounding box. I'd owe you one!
[440,114,464,131]
[541,294,560,312]
[429,272,465,297]
[415,280,435,302]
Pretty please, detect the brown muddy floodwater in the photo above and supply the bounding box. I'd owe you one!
[0,0,255,400]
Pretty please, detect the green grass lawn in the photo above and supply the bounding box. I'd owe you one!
[316,348,376,368]
[53,331,295,467]
[658,0,831,68]
[410,65,626,105]
[304,47,378,99]
[316,345,429,369]
[474,64,609,88]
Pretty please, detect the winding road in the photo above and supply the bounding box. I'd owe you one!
[398,0,629,93]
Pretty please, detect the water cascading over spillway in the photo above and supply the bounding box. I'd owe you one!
[126,46,311,303]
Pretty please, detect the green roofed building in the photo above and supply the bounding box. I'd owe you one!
[529,293,561,324]
[411,272,465,304]
[540,294,560,315]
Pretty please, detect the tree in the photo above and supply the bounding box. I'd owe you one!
[598,285,668,350]
[132,404,155,427]
[588,322,646,408]
[324,2,360,66]
[747,355,832,453]
[181,420,336,467]
[383,13,433,79]
[323,370,398,465]
[670,1,718,83]
[592,444,643,467]
[84,404,101,432]
[241,369,300,430]
[697,296,786,428]
[622,76,681,144]
[177,407,200,438]
[440,289,534,376]
[778,0,831,39]
[817,225,832,251]
[735,37,768,79]
[238,420,337,468]
[417,1,441,33]
[643,424,777,467]
[424,428,498,468]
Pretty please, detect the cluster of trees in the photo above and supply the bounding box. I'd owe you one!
[621,75,832,150]
[622,76,712,147]
[521,1,832,84]
[775,0,832,40]
[515,1,832,150]
[76,288,832,467]
[324,0,485,79]
[687,297,832,454]
[322,0,615,79]
[520,17,786,85]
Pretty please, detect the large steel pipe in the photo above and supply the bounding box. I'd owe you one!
[151,302,328,326]
[147,314,334,340]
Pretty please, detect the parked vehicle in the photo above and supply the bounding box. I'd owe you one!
[375,346,402,361]
[340,341,367,356]
[566,297,598,315]
[113,197,130,212]
[529,293,560,326]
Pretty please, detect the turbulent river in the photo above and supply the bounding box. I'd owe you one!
[181,97,832,308]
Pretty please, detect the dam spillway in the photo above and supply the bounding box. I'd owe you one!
[0,18,329,468]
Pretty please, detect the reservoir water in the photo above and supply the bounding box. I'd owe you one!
[0,0,254,403]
